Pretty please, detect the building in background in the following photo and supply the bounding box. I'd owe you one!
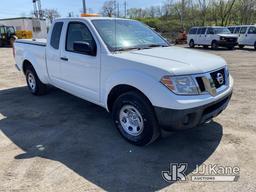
[0,17,47,39]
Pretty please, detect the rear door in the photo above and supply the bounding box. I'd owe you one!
[188,28,197,43]
[46,22,64,84]
[246,26,256,46]
[238,27,248,45]
[60,20,100,103]
[198,27,207,45]
[205,27,214,45]
[194,28,202,44]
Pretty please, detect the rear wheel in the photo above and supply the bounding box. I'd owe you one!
[211,41,218,50]
[228,46,234,50]
[112,91,160,146]
[254,42,256,50]
[25,66,47,95]
[239,45,245,49]
[189,40,195,48]
[203,45,208,49]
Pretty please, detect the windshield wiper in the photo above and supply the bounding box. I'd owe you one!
[114,47,141,52]
[114,44,169,52]
[143,44,169,49]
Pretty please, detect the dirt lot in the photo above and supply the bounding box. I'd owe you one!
[0,46,255,192]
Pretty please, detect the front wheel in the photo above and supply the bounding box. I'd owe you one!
[211,41,218,50]
[25,66,47,95]
[112,91,160,146]
[254,42,256,50]
[189,40,195,48]
[239,45,245,49]
[228,46,234,50]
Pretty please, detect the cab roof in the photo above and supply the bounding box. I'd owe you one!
[54,17,131,22]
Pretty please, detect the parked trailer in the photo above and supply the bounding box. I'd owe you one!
[0,17,47,39]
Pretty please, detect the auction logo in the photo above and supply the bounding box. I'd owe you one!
[162,163,187,182]
[162,163,240,182]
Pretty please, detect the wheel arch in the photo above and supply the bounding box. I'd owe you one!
[21,56,49,84]
[107,84,153,113]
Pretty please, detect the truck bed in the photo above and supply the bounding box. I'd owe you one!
[15,39,47,47]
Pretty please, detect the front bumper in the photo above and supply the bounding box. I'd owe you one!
[154,92,232,131]
[217,40,237,47]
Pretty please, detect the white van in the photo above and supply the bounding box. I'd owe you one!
[228,25,256,49]
[188,26,238,50]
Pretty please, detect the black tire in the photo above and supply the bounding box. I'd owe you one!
[211,41,218,50]
[254,42,256,50]
[112,91,160,146]
[25,66,47,96]
[239,45,245,49]
[189,40,195,48]
[203,45,208,49]
[228,46,234,50]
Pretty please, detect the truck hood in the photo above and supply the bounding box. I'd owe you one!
[217,34,238,38]
[114,46,227,75]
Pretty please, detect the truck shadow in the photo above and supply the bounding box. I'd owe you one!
[185,46,256,52]
[0,86,223,192]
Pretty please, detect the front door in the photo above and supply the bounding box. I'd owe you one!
[246,26,256,46]
[238,27,248,45]
[60,21,100,103]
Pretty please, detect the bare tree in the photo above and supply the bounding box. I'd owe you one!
[198,0,210,25]
[102,0,116,17]
[42,9,60,23]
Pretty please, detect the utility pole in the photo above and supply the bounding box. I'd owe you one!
[82,0,87,14]
[124,0,127,18]
[32,0,43,19]
[117,1,120,17]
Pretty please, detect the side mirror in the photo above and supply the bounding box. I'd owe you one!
[73,41,96,56]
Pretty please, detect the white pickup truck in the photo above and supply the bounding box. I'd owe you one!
[14,17,233,146]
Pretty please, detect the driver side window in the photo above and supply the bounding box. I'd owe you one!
[66,22,96,55]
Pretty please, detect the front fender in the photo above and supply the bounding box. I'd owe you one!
[103,70,171,111]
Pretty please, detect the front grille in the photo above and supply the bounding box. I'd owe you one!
[226,38,237,43]
[196,77,205,92]
[195,68,227,93]
[210,69,226,88]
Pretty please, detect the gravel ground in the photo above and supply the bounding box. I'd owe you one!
[0,46,255,192]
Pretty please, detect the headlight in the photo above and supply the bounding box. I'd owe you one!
[220,37,226,41]
[160,75,199,95]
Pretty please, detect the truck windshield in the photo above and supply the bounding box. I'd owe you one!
[92,19,169,52]
[213,28,231,34]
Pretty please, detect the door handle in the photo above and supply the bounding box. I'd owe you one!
[60,57,68,61]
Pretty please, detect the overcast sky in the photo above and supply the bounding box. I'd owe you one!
[0,0,162,19]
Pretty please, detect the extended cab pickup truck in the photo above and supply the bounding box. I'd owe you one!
[14,17,233,146]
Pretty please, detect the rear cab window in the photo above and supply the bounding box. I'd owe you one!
[234,27,241,34]
[240,27,248,34]
[197,28,202,35]
[207,28,214,34]
[248,26,256,34]
[200,28,207,35]
[50,22,63,49]
[189,28,197,34]
[228,27,235,33]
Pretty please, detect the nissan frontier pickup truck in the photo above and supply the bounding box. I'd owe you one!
[14,17,233,146]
